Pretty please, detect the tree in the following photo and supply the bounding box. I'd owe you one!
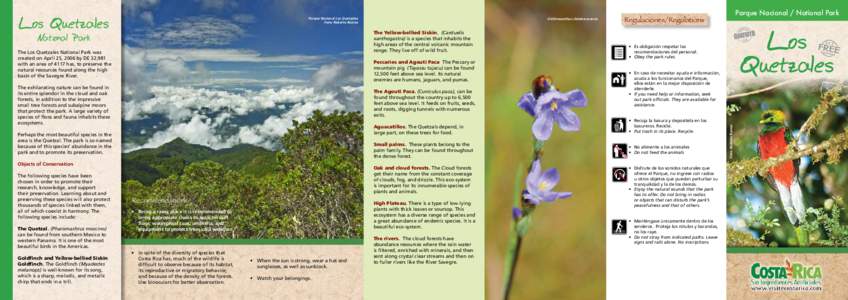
[273,110,364,238]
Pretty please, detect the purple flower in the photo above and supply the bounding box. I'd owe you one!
[523,160,572,205]
[512,207,523,220]
[531,89,586,141]
[517,75,555,117]
[518,92,537,117]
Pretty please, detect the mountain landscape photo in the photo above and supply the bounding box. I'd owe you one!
[120,0,364,240]
[122,138,277,185]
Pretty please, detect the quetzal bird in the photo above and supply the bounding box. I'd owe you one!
[758,110,806,227]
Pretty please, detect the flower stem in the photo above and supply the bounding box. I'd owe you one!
[502,234,523,300]
[502,138,544,299]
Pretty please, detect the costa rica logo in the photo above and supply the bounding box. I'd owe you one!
[750,259,822,280]
[748,259,823,292]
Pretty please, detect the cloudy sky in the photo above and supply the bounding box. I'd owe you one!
[122,0,363,151]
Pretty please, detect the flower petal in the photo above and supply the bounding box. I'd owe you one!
[517,92,536,117]
[532,110,554,140]
[523,191,541,206]
[526,160,542,187]
[538,191,558,202]
[556,107,581,131]
[562,89,587,107]
[539,168,560,191]
[512,207,523,220]
[554,191,573,200]
[535,91,557,109]
[540,191,572,202]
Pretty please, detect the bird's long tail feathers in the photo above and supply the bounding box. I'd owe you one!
[777,183,798,226]
[790,180,806,224]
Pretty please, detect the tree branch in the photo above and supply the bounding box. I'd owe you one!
[727,78,813,100]
[798,88,848,137]
[729,129,848,186]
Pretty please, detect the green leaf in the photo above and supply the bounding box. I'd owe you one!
[796,227,810,247]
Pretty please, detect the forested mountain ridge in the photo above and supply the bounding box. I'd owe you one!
[122,138,277,185]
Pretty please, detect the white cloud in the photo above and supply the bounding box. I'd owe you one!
[139,11,155,25]
[123,47,315,93]
[312,62,344,88]
[144,48,324,63]
[123,46,146,87]
[309,62,364,110]
[123,85,330,122]
[129,16,245,47]
[123,84,361,151]
[123,0,159,16]
[122,46,150,101]
[196,0,236,10]
[340,85,363,111]
[210,70,245,75]
[311,62,363,89]
[191,77,305,88]
[232,14,256,23]
[341,86,363,93]
[236,127,264,145]
[156,58,190,81]
[237,95,345,148]
[193,62,210,78]
[261,63,319,70]
[126,114,236,151]
[273,0,335,21]
[124,47,351,66]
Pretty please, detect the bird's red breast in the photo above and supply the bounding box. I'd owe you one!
[758,127,795,186]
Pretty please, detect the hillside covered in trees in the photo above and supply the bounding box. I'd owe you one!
[123,138,278,185]
[122,111,364,240]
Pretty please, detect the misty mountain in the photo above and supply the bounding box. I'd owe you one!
[122,138,277,185]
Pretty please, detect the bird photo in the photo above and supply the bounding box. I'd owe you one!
[756,110,808,245]
[757,110,806,225]
[726,81,848,248]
